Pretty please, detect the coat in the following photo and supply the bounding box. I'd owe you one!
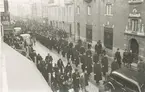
[94,63,102,81]
[95,44,102,54]
[86,56,92,74]
[86,49,92,57]
[93,53,99,63]
[79,46,86,55]
[101,56,108,73]
[115,51,121,63]
[47,62,53,73]
[122,52,128,63]
[72,72,80,88]
[111,61,119,72]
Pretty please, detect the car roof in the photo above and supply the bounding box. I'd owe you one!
[112,67,145,86]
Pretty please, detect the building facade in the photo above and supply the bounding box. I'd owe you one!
[47,0,75,37]
[75,0,145,59]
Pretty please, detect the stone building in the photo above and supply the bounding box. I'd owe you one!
[74,0,145,59]
[47,0,75,38]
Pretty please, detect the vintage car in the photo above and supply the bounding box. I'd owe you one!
[104,67,145,92]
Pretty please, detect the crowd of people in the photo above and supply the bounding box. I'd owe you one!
[33,28,142,92]
[3,26,143,92]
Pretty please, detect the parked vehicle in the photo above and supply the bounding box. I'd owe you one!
[20,33,32,46]
[104,67,145,92]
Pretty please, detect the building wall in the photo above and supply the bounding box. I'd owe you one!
[75,0,145,58]
[47,0,75,36]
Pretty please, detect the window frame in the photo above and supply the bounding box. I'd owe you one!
[87,6,91,15]
[105,3,113,16]
[77,6,80,15]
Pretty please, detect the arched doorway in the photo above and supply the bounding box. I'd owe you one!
[129,38,139,61]
[129,39,139,54]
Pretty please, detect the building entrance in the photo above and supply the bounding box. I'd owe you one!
[129,38,139,61]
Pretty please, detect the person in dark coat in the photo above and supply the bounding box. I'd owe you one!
[95,40,102,56]
[45,53,50,62]
[80,53,87,72]
[122,49,128,66]
[86,44,92,57]
[93,52,99,64]
[57,59,64,73]
[86,56,92,76]
[79,46,86,55]
[36,54,42,66]
[65,62,72,74]
[115,48,121,68]
[127,50,134,68]
[94,62,102,84]
[80,70,88,92]
[47,60,53,74]
[62,41,68,57]
[101,53,108,76]
[72,69,80,92]
[53,63,59,74]
[73,49,80,67]
[29,50,37,63]
[111,58,119,72]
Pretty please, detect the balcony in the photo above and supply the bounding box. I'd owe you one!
[128,0,144,4]
[124,25,145,37]
[64,0,74,5]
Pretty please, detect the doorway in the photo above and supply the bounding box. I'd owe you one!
[129,38,139,61]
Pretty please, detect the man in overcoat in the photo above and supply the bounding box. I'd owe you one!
[72,69,80,92]
[94,62,102,84]
[115,48,121,68]
[101,53,108,76]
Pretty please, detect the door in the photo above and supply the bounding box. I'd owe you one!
[86,25,92,42]
[129,38,139,60]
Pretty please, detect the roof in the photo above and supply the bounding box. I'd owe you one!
[112,67,145,86]
[2,42,52,92]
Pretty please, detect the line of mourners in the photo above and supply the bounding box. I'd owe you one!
[4,29,138,92]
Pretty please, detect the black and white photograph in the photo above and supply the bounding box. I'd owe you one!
[1,0,145,92]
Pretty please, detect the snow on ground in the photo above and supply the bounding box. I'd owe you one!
[33,41,99,92]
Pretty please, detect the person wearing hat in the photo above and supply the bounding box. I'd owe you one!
[72,69,80,92]
[115,48,122,68]
[95,40,102,56]
[86,43,92,57]
[111,58,119,72]
[94,61,102,84]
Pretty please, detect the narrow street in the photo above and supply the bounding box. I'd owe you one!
[33,41,100,92]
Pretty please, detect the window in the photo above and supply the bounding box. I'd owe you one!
[87,6,91,15]
[77,6,80,14]
[128,19,140,32]
[69,6,71,16]
[106,4,112,15]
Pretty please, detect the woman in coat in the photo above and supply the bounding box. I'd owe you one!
[94,62,102,84]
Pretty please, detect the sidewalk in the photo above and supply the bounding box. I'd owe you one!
[33,41,100,92]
